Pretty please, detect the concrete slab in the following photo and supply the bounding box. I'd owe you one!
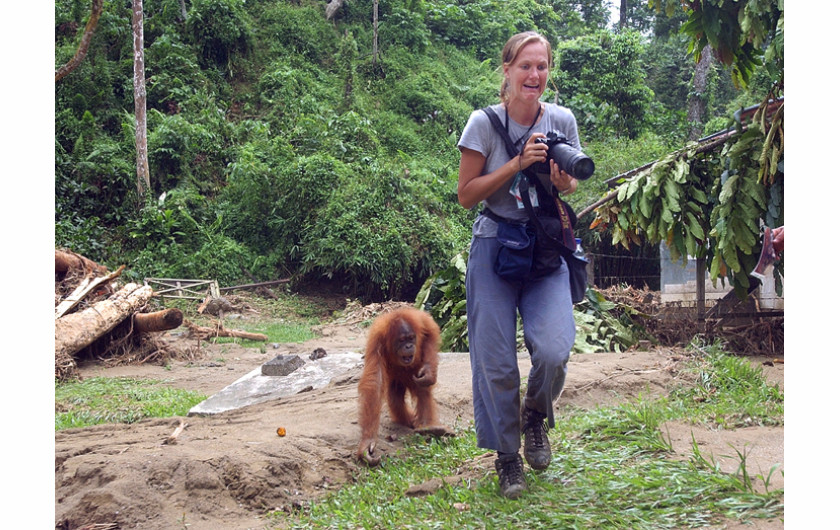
[188,351,363,416]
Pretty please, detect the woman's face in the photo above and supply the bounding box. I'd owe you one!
[504,41,550,106]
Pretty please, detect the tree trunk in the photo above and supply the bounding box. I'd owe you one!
[184,320,268,342]
[55,283,154,360]
[372,0,379,67]
[55,249,109,277]
[133,308,184,333]
[687,44,713,141]
[619,0,627,29]
[132,0,151,198]
[325,0,343,20]
[55,0,104,82]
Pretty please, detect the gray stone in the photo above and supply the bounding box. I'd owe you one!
[262,354,306,376]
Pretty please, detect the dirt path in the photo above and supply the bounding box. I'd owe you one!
[56,318,784,530]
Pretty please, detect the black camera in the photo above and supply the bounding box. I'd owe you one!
[530,131,595,180]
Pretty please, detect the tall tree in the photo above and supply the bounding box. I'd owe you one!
[326,0,343,20]
[132,0,150,198]
[619,0,627,29]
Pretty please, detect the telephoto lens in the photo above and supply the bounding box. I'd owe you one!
[532,131,595,180]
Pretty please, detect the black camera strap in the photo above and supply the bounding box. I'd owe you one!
[481,106,577,252]
[481,106,519,159]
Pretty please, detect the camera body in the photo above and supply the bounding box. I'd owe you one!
[529,131,595,180]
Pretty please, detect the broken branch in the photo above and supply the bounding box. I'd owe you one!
[183,319,268,342]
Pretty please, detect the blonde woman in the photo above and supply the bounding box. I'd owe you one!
[456,31,581,499]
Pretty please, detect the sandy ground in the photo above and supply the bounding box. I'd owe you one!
[55,313,784,530]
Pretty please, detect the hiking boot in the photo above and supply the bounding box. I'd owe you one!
[494,452,526,499]
[521,405,551,470]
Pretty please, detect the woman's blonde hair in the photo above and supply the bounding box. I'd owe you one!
[499,31,553,104]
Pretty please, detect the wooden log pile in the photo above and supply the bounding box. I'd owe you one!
[55,249,184,381]
[55,249,274,381]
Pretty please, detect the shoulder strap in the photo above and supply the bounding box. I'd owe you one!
[481,107,519,159]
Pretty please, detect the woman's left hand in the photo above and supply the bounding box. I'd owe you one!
[550,160,577,196]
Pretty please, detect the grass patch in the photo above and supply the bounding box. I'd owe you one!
[278,343,783,529]
[211,319,318,346]
[667,340,784,429]
[55,377,206,431]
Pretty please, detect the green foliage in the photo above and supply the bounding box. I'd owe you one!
[147,109,220,188]
[187,0,254,68]
[55,110,137,227]
[255,59,339,131]
[297,161,466,300]
[655,0,784,88]
[254,1,338,63]
[594,98,783,299]
[554,29,655,139]
[416,250,469,352]
[380,6,433,53]
[576,132,681,209]
[144,33,206,111]
[122,189,263,285]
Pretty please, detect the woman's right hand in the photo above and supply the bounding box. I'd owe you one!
[518,132,548,172]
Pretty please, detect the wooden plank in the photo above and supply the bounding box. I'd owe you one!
[55,266,125,319]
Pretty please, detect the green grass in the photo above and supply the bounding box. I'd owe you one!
[276,342,783,529]
[211,319,319,346]
[55,377,206,431]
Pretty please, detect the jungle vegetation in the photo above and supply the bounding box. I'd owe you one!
[55,0,782,307]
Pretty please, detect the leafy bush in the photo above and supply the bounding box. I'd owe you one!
[187,0,253,68]
[298,162,464,300]
[554,30,655,139]
[380,7,432,53]
[255,2,338,63]
[144,33,206,111]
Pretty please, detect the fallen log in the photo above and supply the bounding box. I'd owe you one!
[55,248,109,277]
[55,283,154,360]
[184,319,268,342]
[133,308,184,333]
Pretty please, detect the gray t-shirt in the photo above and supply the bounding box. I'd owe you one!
[458,103,581,236]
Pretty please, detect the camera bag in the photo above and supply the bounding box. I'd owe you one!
[481,106,589,302]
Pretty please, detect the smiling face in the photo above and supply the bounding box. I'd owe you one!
[503,41,550,107]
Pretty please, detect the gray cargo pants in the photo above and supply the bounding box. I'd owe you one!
[466,234,575,453]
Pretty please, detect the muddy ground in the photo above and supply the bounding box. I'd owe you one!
[54,301,784,530]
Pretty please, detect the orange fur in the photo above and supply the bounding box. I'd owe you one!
[356,307,441,464]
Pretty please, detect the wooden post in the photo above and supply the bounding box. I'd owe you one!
[696,256,706,320]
